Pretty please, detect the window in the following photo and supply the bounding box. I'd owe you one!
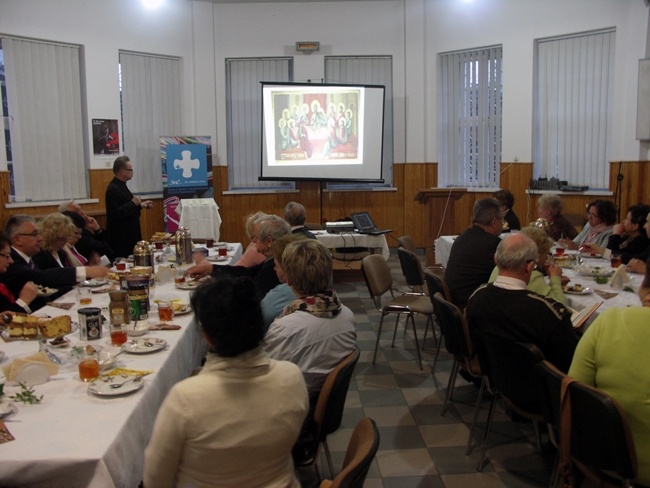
[119,51,182,194]
[534,29,615,189]
[324,55,393,188]
[439,46,503,188]
[226,57,293,190]
[1,37,87,202]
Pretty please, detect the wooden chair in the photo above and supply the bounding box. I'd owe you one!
[318,417,380,488]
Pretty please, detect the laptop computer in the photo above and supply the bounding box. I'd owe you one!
[350,212,393,235]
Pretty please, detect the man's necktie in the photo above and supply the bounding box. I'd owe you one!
[28,260,35,269]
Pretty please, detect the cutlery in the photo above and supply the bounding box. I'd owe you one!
[109,377,143,389]
[38,338,62,365]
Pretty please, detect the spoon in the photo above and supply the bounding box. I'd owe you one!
[109,377,142,389]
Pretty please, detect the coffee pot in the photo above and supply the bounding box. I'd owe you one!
[175,227,193,265]
[133,240,154,267]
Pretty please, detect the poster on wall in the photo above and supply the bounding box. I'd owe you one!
[160,136,213,233]
[92,119,120,155]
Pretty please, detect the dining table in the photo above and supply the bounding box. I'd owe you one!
[0,242,242,488]
[313,230,391,260]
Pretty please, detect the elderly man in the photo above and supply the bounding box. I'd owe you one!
[187,214,290,300]
[1,215,109,309]
[105,156,153,257]
[466,233,578,372]
[445,198,504,309]
[284,201,316,239]
[58,199,115,263]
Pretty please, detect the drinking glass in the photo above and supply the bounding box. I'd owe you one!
[77,286,92,305]
[109,323,128,346]
[158,301,174,322]
[78,352,99,382]
[610,253,622,268]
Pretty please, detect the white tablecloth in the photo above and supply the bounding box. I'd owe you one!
[313,230,390,260]
[178,198,221,241]
[434,235,456,267]
[0,243,242,487]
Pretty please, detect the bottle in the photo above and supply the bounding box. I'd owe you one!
[109,290,130,325]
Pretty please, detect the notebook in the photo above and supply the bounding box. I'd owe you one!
[349,212,393,235]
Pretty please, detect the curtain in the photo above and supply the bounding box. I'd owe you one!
[3,37,86,202]
[119,51,182,193]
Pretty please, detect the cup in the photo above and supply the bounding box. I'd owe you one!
[175,266,186,285]
[109,323,128,346]
[554,243,565,256]
[154,241,164,250]
[78,286,92,305]
[610,253,622,268]
[158,300,174,322]
[205,238,214,248]
[115,257,127,271]
[78,355,99,382]
[218,246,228,258]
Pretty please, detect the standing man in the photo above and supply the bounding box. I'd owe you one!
[105,156,152,257]
[445,198,503,309]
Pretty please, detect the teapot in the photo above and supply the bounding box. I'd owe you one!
[175,227,193,265]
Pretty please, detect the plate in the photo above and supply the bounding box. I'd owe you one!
[81,278,108,287]
[88,374,144,397]
[173,305,192,316]
[207,255,227,262]
[579,252,603,259]
[123,337,167,354]
[0,399,16,418]
[175,281,200,290]
[37,287,58,297]
[48,337,70,348]
[576,268,615,278]
[563,286,592,295]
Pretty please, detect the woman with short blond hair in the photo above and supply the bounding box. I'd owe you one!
[33,213,76,269]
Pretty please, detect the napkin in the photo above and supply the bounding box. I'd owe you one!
[92,284,118,294]
[0,419,15,443]
[48,302,75,310]
[594,289,618,300]
[101,367,153,378]
[148,323,182,330]
[2,351,59,382]
[609,266,631,290]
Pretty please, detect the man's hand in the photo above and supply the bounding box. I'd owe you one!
[85,266,110,279]
[185,262,213,280]
[141,200,153,209]
[18,281,39,305]
[132,196,142,206]
[83,214,101,232]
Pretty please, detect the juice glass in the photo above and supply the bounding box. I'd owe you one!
[610,253,622,268]
[78,287,92,305]
[158,301,174,322]
[109,323,128,346]
[78,354,99,382]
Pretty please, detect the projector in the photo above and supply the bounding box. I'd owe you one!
[326,221,355,234]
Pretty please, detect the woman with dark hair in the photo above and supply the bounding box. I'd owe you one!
[143,276,308,488]
[580,204,650,264]
[493,189,520,230]
[0,230,39,313]
[569,257,650,485]
[559,199,617,250]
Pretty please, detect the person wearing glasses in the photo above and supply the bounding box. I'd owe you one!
[32,213,75,270]
[466,233,578,373]
[105,156,153,258]
[58,199,115,263]
[558,199,616,251]
[445,198,504,309]
[0,230,38,314]
[1,215,108,310]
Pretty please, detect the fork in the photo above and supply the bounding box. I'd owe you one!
[109,377,143,389]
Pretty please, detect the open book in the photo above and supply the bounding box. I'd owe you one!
[569,301,602,329]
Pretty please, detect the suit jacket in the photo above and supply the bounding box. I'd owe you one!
[76,227,115,263]
[1,248,77,310]
[0,283,30,313]
[32,249,71,270]
[211,257,280,301]
[291,227,317,239]
[105,177,142,257]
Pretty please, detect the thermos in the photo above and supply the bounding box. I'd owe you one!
[133,240,154,267]
[175,227,193,265]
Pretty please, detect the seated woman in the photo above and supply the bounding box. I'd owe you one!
[33,213,75,269]
[537,193,578,241]
[61,210,102,266]
[626,210,650,274]
[489,225,567,304]
[0,230,38,313]
[493,189,520,231]
[580,204,650,264]
[569,257,650,485]
[143,276,308,488]
[559,199,616,250]
[234,211,268,268]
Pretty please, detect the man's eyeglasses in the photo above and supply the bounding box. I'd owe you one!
[123,168,134,172]
[16,231,41,238]
[0,252,11,259]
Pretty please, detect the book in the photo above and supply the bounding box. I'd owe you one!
[569,301,602,329]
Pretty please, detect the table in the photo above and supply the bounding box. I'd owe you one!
[178,198,222,241]
[434,235,456,267]
[313,230,390,260]
[0,243,242,487]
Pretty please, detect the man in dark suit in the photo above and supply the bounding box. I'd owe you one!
[105,156,153,258]
[59,199,115,263]
[2,215,109,310]
[284,201,316,239]
[187,215,290,300]
[445,198,503,309]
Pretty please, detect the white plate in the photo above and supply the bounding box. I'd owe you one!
[173,305,192,316]
[175,281,200,290]
[48,337,70,348]
[577,268,615,278]
[37,287,58,297]
[81,278,108,287]
[88,374,144,397]
[123,337,167,354]
[563,286,593,295]
[0,399,16,418]
[207,255,227,262]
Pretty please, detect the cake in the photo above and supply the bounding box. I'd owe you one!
[8,313,71,339]
[37,315,72,338]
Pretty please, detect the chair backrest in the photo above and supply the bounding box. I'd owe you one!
[360,254,393,308]
[397,247,425,291]
[397,235,417,254]
[423,268,451,304]
[475,334,545,418]
[432,292,473,359]
[536,360,565,437]
[323,417,380,488]
[314,347,361,441]
[567,381,637,483]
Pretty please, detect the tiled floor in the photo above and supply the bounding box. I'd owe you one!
[299,253,554,487]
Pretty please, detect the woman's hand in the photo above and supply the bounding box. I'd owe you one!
[579,243,606,255]
[558,238,578,250]
[19,281,39,305]
[626,258,647,274]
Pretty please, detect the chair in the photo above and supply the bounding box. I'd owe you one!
[432,293,482,419]
[397,235,417,254]
[296,347,361,479]
[397,246,427,294]
[565,381,637,487]
[423,269,452,363]
[360,254,433,369]
[472,335,545,471]
[536,360,566,488]
[318,417,380,488]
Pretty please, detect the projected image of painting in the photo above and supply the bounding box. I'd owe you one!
[272,90,360,163]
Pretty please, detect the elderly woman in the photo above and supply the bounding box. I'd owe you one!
[560,199,616,251]
[537,193,578,241]
[493,189,520,231]
[580,204,650,264]
[569,257,650,485]
[489,225,566,304]
[143,275,308,488]
[32,213,76,269]
[234,211,268,268]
